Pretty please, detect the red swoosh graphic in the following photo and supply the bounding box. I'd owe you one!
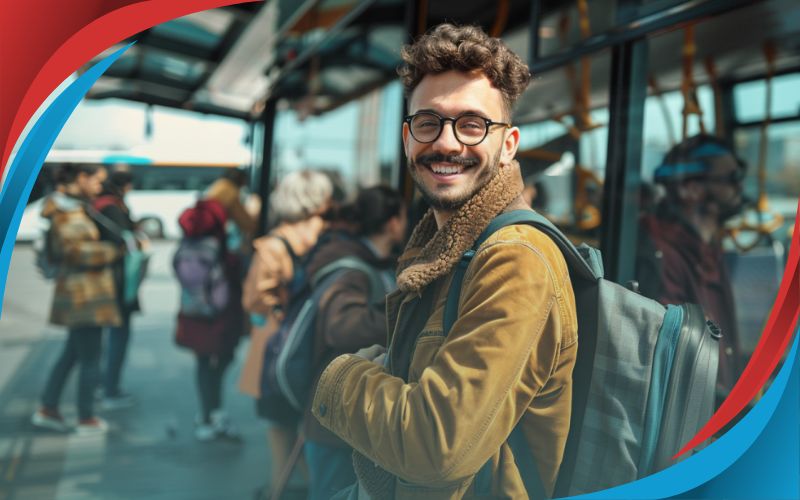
[677,199,800,456]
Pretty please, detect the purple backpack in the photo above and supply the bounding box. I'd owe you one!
[173,235,230,317]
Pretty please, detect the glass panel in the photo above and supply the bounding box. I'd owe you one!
[141,50,208,86]
[105,46,139,77]
[734,73,800,123]
[640,86,715,182]
[538,0,616,58]
[733,120,800,219]
[272,99,360,191]
[514,50,612,247]
[149,10,234,51]
[633,1,800,402]
[377,81,403,186]
[501,15,531,64]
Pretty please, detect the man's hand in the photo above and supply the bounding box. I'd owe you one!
[353,344,386,363]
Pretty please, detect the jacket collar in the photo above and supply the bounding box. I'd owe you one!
[396,160,525,294]
[41,191,85,219]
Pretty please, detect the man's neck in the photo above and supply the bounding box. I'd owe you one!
[433,209,455,229]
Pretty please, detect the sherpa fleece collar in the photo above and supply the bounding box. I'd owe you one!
[396,160,525,293]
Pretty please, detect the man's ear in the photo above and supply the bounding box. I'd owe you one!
[500,126,520,166]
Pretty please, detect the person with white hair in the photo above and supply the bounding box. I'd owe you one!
[238,170,333,496]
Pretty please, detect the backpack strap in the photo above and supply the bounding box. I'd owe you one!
[85,203,138,253]
[479,210,601,282]
[445,210,584,499]
[311,256,385,303]
[275,235,299,263]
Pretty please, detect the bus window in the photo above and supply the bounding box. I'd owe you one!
[640,86,716,183]
[537,0,616,59]
[632,1,800,404]
[515,49,612,248]
[734,73,800,124]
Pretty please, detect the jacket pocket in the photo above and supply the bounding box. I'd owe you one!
[408,332,445,382]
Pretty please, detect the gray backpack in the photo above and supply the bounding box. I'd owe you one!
[445,210,720,498]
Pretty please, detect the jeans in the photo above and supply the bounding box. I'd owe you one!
[195,353,232,422]
[104,318,130,397]
[41,326,103,420]
[305,440,357,500]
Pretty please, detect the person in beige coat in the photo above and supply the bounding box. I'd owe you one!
[239,170,333,495]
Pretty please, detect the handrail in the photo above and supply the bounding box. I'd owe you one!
[703,56,725,138]
[725,41,785,252]
[680,24,706,139]
[489,0,510,37]
[648,75,677,146]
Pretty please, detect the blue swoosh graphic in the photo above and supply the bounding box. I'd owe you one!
[567,329,798,499]
[0,43,133,318]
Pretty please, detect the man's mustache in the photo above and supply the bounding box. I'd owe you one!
[415,153,480,168]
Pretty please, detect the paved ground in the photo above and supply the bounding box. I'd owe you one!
[0,242,307,500]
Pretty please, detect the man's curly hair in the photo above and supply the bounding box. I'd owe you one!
[398,24,532,119]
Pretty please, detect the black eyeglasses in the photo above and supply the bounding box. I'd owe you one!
[404,112,511,146]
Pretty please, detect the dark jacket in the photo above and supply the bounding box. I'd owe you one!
[312,162,578,499]
[303,232,394,447]
[637,208,742,393]
[94,190,139,317]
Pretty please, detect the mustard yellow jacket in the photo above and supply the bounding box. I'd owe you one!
[313,164,578,499]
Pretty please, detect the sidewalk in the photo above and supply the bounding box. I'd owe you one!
[0,242,305,500]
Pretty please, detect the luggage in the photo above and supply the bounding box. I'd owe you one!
[445,210,720,498]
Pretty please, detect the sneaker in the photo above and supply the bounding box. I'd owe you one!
[195,421,217,441]
[211,409,241,440]
[100,393,136,411]
[76,417,109,436]
[31,408,70,432]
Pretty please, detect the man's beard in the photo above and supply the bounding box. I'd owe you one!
[408,148,502,211]
[703,190,745,223]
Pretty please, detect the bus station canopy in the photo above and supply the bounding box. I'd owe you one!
[77,0,800,124]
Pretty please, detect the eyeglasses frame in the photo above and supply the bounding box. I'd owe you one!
[403,111,512,146]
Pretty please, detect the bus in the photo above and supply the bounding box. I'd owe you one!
[17,156,249,241]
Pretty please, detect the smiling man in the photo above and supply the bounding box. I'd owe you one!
[312,24,577,499]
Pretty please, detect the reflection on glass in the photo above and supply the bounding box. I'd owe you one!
[537,0,616,58]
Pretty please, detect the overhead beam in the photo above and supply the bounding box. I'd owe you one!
[530,0,766,74]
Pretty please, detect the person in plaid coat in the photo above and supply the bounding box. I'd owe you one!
[31,163,122,436]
